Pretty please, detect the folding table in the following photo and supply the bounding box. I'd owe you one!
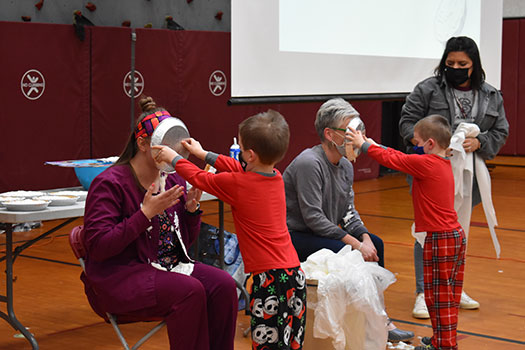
[0,202,85,349]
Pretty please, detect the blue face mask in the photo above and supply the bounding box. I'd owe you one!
[413,139,429,155]
[413,145,425,155]
[238,151,248,171]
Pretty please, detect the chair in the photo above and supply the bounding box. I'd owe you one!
[69,225,166,350]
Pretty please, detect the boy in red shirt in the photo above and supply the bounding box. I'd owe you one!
[154,110,306,350]
[347,114,466,350]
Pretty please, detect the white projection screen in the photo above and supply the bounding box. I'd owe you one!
[231,0,503,101]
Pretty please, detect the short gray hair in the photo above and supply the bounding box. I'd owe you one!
[314,98,360,141]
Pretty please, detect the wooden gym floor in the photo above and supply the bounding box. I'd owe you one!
[0,156,524,349]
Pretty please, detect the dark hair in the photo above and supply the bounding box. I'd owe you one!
[238,109,290,165]
[113,96,166,166]
[434,36,485,90]
[414,114,452,149]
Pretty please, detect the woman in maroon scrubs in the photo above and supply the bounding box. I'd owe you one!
[81,96,238,350]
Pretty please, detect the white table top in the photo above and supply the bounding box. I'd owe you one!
[200,191,218,202]
[0,201,85,224]
[0,184,217,225]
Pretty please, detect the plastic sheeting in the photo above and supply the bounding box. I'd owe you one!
[302,246,396,350]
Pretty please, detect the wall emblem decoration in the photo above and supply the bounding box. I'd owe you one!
[209,70,227,96]
[21,69,45,100]
[123,70,145,98]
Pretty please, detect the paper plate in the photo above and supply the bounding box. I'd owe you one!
[347,116,365,133]
[151,117,190,173]
[346,117,366,160]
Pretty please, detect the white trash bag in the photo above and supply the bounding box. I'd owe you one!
[302,246,396,350]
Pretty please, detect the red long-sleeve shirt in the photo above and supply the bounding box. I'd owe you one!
[364,144,460,232]
[175,155,300,274]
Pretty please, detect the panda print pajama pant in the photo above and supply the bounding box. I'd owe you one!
[249,267,307,350]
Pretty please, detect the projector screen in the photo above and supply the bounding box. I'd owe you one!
[231,0,503,101]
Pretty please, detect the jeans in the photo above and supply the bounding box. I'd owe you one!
[290,230,385,267]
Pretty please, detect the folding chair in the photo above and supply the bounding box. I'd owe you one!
[69,225,166,350]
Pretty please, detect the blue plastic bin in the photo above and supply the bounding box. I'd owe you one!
[74,166,109,190]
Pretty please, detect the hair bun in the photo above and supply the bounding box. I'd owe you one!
[139,96,157,112]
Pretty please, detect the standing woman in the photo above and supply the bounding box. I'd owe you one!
[81,96,238,350]
[399,36,509,319]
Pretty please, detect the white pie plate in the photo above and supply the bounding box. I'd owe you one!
[0,197,24,207]
[0,190,46,199]
[4,199,50,211]
[48,191,88,201]
[37,195,79,206]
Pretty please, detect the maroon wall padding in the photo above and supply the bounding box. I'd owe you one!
[177,31,241,165]
[177,31,380,179]
[90,26,133,158]
[134,28,183,116]
[6,19,525,193]
[500,19,519,155]
[519,19,525,155]
[0,22,90,192]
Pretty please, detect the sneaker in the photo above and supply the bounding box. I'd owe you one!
[386,318,415,343]
[412,293,430,319]
[421,336,432,346]
[387,327,415,343]
[415,344,436,350]
[460,290,480,309]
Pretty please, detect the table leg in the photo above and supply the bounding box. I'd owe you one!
[215,201,250,316]
[2,223,39,349]
[218,200,225,270]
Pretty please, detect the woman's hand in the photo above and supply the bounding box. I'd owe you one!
[181,138,207,160]
[141,183,184,220]
[342,233,379,262]
[185,186,203,213]
[463,137,481,153]
[359,234,379,262]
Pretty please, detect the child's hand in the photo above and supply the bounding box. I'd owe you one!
[152,145,179,165]
[181,138,207,160]
[364,136,378,146]
[345,127,365,149]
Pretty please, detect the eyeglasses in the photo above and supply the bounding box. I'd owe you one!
[330,127,346,132]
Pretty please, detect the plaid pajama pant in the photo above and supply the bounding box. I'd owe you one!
[423,227,466,350]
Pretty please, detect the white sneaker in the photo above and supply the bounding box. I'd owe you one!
[460,290,480,309]
[412,293,430,319]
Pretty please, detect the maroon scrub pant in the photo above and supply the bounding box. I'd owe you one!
[128,262,238,350]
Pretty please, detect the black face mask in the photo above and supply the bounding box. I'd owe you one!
[444,66,470,87]
[238,151,247,171]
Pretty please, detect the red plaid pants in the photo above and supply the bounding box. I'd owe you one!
[423,227,466,350]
